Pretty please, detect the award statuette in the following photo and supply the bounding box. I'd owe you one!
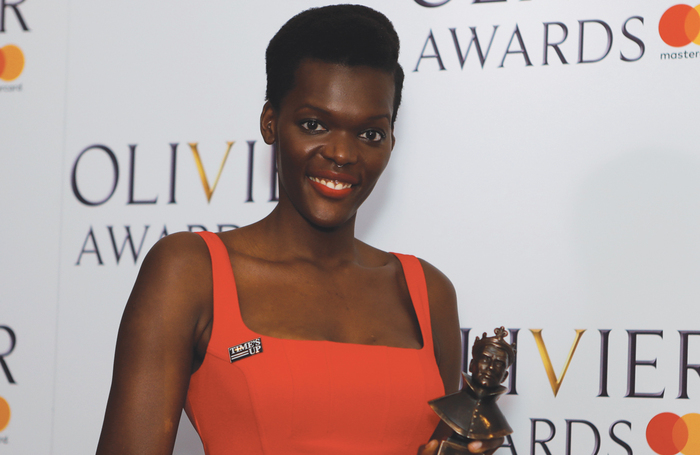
[429,327,516,454]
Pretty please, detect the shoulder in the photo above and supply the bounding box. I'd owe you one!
[354,243,457,303]
[126,231,213,322]
[416,257,459,344]
[142,231,211,271]
[136,231,216,294]
[354,243,456,301]
[417,258,457,307]
[380,251,458,339]
[418,257,462,394]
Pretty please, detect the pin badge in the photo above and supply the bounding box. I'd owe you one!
[228,337,263,363]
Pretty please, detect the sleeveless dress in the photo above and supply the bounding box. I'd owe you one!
[185,231,444,454]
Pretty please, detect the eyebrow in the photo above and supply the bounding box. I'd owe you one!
[295,104,392,123]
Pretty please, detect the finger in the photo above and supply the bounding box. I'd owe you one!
[468,437,504,453]
[418,439,439,455]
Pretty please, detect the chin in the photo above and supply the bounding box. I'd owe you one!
[313,217,353,231]
[303,211,354,230]
[303,204,358,229]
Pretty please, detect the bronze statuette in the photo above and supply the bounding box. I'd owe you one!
[429,327,516,454]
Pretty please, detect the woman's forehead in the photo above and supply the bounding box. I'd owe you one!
[280,59,395,117]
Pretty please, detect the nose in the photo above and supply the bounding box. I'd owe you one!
[321,131,358,167]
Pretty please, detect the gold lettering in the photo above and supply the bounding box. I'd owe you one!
[189,142,234,202]
[530,329,586,397]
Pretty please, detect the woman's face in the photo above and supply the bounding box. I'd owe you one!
[261,59,396,229]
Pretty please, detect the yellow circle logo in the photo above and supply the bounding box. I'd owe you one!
[0,396,10,432]
[0,44,25,82]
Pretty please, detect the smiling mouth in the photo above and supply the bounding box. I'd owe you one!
[308,176,353,190]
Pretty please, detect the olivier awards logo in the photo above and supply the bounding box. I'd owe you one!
[412,3,646,71]
[72,141,278,266]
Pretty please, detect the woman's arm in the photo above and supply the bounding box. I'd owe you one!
[96,232,213,455]
[421,259,461,397]
[419,259,504,455]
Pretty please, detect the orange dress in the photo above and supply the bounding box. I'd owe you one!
[186,231,444,454]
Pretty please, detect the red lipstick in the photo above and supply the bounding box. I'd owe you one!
[306,172,356,199]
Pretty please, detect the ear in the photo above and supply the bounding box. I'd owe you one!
[468,358,476,375]
[502,370,509,383]
[260,101,277,145]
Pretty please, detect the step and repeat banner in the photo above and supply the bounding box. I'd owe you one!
[1,1,699,454]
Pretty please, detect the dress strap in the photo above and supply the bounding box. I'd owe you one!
[197,231,256,358]
[391,253,435,354]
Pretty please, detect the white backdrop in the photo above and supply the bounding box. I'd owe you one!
[1,1,699,454]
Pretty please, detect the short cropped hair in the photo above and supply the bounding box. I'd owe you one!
[265,4,404,125]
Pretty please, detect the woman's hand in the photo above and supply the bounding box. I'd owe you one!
[419,437,505,455]
[466,437,505,454]
[418,439,439,455]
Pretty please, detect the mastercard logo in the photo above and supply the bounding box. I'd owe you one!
[659,4,700,47]
[0,44,24,82]
[0,396,10,432]
[647,413,700,455]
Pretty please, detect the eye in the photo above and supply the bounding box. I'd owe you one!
[300,120,327,133]
[359,129,386,142]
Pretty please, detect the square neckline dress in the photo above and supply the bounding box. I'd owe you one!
[185,231,445,454]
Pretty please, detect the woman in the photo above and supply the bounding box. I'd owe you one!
[96,5,503,455]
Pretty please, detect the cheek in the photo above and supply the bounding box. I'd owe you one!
[276,152,293,183]
[276,138,308,177]
[363,150,392,179]
[276,154,306,198]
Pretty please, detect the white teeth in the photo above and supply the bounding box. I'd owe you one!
[309,176,352,190]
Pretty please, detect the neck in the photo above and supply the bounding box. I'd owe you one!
[256,193,359,264]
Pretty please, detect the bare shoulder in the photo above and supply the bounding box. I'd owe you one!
[353,240,456,305]
[124,231,212,328]
[417,258,457,309]
[418,257,461,394]
[353,241,457,305]
[140,231,211,278]
[416,258,459,350]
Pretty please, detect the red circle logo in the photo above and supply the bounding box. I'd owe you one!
[659,4,700,47]
[647,413,700,455]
